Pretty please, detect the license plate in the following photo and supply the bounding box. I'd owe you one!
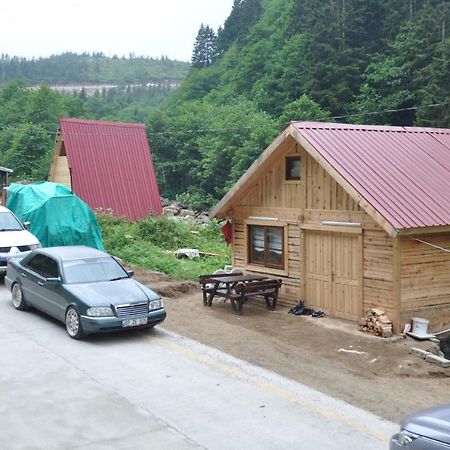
[122,318,148,327]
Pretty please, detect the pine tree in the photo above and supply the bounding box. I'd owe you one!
[191,24,218,68]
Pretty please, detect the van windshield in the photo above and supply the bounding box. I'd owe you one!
[0,212,23,231]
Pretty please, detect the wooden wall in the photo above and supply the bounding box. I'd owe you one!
[362,227,395,320]
[231,143,371,310]
[399,234,450,330]
[232,216,301,306]
[240,145,358,211]
[48,140,71,188]
[227,137,450,332]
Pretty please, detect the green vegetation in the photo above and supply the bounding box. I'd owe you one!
[97,213,230,281]
[0,52,190,84]
[2,0,450,210]
[0,81,173,179]
[149,0,450,208]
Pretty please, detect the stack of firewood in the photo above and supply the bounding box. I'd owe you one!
[358,308,393,338]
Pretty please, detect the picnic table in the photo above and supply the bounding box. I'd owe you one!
[199,273,282,315]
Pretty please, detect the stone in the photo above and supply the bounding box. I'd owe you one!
[425,354,450,368]
[409,347,430,359]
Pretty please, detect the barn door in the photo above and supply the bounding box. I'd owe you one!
[305,231,360,321]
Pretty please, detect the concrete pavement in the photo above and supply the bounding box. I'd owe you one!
[0,283,397,449]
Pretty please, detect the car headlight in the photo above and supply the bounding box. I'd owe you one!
[398,429,419,445]
[28,243,42,250]
[149,299,163,310]
[86,306,114,317]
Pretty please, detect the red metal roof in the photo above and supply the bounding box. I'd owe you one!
[59,118,162,221]
[292,122,450,230]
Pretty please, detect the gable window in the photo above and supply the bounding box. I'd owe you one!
[285,155,301,181]
[248,225,284,269]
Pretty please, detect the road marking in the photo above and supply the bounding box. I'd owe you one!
[148,333,391,444]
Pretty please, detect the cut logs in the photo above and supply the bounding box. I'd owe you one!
[359,308,393,338]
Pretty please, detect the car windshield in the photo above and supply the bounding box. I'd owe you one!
[62,257,129,284]
[0,212,23,231]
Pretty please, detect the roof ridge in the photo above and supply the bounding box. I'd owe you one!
[59,117,145,128]
[291,121,450,135]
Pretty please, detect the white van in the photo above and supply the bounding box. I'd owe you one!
[0,205,41,273]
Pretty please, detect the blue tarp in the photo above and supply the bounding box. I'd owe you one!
[6,182,104,249]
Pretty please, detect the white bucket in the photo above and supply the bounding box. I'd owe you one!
[411,317,430,336]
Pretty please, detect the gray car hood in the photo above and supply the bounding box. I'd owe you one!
[402,404,450,444]
[64,278,160,306]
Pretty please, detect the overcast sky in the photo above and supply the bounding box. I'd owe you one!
[0,0,234,61]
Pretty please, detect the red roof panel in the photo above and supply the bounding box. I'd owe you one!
[292,122,450,230]
[60,118,162,221]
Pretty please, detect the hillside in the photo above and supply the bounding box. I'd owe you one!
[0,52,190,85]
[148,0,450,205]
[1,0,449,208]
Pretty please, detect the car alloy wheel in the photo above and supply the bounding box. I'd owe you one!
[12,283,27,310]
[65,307,84,339]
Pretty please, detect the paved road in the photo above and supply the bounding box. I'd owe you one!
[0,283,397,449]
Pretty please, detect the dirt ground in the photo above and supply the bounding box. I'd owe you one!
[134,268,450,423]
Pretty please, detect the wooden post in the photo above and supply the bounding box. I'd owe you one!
[393,235,401,334]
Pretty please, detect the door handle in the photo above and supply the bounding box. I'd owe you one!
[21,273,27,278]
[331,272,335,282]
[38,281,44,286]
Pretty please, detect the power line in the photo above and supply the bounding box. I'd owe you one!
[0,100,449,138]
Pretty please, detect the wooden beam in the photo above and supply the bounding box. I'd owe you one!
[392,235,401,334]
[397,225,450,236]
[48,134,62,181]
[300,223,362,234]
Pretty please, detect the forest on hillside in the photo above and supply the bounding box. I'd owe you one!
[1,0,449,211]
[0,52,190,84]
[148,0,450,207]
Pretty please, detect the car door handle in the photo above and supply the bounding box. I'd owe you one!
[38,281,44,286]
[21,273,27,278]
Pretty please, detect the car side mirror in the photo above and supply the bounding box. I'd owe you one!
[23,221,31,229]
[45,277,61,284]
[126,269,134,277]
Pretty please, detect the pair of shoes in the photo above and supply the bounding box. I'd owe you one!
[288,301,305,315]
[312,310,325,318]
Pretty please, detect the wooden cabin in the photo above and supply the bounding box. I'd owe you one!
[211,122,450,333]
[49,118,162,221]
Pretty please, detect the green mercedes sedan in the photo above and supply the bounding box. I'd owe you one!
[5,246,166,339]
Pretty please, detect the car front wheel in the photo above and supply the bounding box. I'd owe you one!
[65,307,85,339]
[12,283,27,310]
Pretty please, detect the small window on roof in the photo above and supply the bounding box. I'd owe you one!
[285,155,301,181]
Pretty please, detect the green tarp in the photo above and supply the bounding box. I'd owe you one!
[6,182,104,250]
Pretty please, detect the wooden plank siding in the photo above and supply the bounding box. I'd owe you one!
[230,144,370,312]
[49,156,71,188]
[399,234,450,330]
[232,217,301,307]
[48,139,72,189]
[362,228,395,321]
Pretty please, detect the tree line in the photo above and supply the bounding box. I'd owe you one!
[0,81,172,180]
[149,0,450,208]
[0,52,190,85]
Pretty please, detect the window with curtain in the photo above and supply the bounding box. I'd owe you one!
[285,155,301,181]
[248,225,284,269]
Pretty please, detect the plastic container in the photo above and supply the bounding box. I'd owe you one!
[411,317,430,336]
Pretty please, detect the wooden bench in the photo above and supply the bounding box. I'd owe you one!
[229,279,282,315]
[198,273,234,306]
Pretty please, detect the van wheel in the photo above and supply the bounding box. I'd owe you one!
[12,283,28,310]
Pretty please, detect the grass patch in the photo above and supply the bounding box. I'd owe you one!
[97,213,230,281]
